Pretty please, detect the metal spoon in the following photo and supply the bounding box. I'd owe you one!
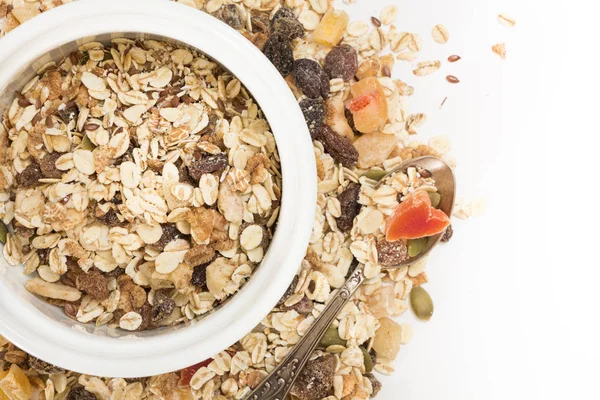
[246,156,455,400]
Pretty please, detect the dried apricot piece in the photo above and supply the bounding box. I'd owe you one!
[0,364,32,400]
[347,77,388,133]
[312,9,349,47]
[386,190,450,241]
[353,132,399,169]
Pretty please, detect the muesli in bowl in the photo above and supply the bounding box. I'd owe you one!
[0,38,281,331]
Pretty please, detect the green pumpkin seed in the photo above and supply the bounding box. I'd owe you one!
[360,346,373,372]
[408,238,428,257]
[365,169,388,181]
[428,192,441,208]
[0,221,8,244]
[320,327,346,348]
[410,286,434,321]
[81,134,96,151]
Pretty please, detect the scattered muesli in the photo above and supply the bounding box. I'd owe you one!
[497,13,516,28]
[492,42,507,60]
[0,1,482,399]
[431,24,450,44]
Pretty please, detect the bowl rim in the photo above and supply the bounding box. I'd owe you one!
[0,0,316,377]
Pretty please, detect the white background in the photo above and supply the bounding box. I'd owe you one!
[338,0,598,399]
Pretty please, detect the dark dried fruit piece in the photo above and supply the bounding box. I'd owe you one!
[251,12,271,35]
[336,182,361,232]
[277,275,298,306]
[154,223,183,251]
[39,152,65,179]
[313,126,358,168]
[152,297,175,324]
[376,239,409,267]
[272,17,304,40]
[365,373,382,397]
[294,58,330,99]
[299,98,325,136]
[191,265,207,288]
[187,153,228,181]
[17,163,43,187]
[271,7,295,22]
[441,224,453,242]
[214,4,244,30]
[58,102,79,124]
[67,387,96,400]
[290,353,335,400]
[96,207,122,227]
[37,248,51,265]
[324,45,358,81]
[29,356,64,374]
[76,269,109,301]
[263,34,294,77]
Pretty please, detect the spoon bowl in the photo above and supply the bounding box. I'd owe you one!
[375,156,456,268]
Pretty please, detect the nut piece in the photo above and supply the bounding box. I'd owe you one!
[25,277,82,302]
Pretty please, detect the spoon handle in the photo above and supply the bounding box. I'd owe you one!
[246,268,365,400]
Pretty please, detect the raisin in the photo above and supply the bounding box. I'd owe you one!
[187,153,228,181]
[280,296,313,315]
[277,275,298,306]
[39,152,64,179]
[293,58,330,99]
[178,162,194,185]
[152,297,175,324]
[441,224,453,242]
[154,223,183,251]
[17,163,43,187]
[271,7,295,22]
[137,302,153,331]
[191,265,207,288]
[272,17,304,40]
[376,239,409,267]
[263,33,294,77]
[313,126,358,168]
[299,98,325,137]
[290,354,335,400]
[336,182,361,232]
[28,356,64,374]
[251,12,271,35]
[76,269,109,301]
[58,102,79,124]
[67,387,97,400]
[37,248,51,265]
[365,373,382,397]
[324,45,358,81]
[368,348,377,366]
[96,207,122,227]
[214,4,244,30]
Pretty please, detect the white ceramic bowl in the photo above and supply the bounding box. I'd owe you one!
[0,0,316,378]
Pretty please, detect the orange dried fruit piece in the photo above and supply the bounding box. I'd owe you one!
[353,132,400,169]
[312,9,349,47]
[347,77,388,133]
[0,365,32,400]
[386,190,450,241]
[178,358,213,387]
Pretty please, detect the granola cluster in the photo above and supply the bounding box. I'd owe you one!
[0,39,281,331]
[0,0,477,399]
